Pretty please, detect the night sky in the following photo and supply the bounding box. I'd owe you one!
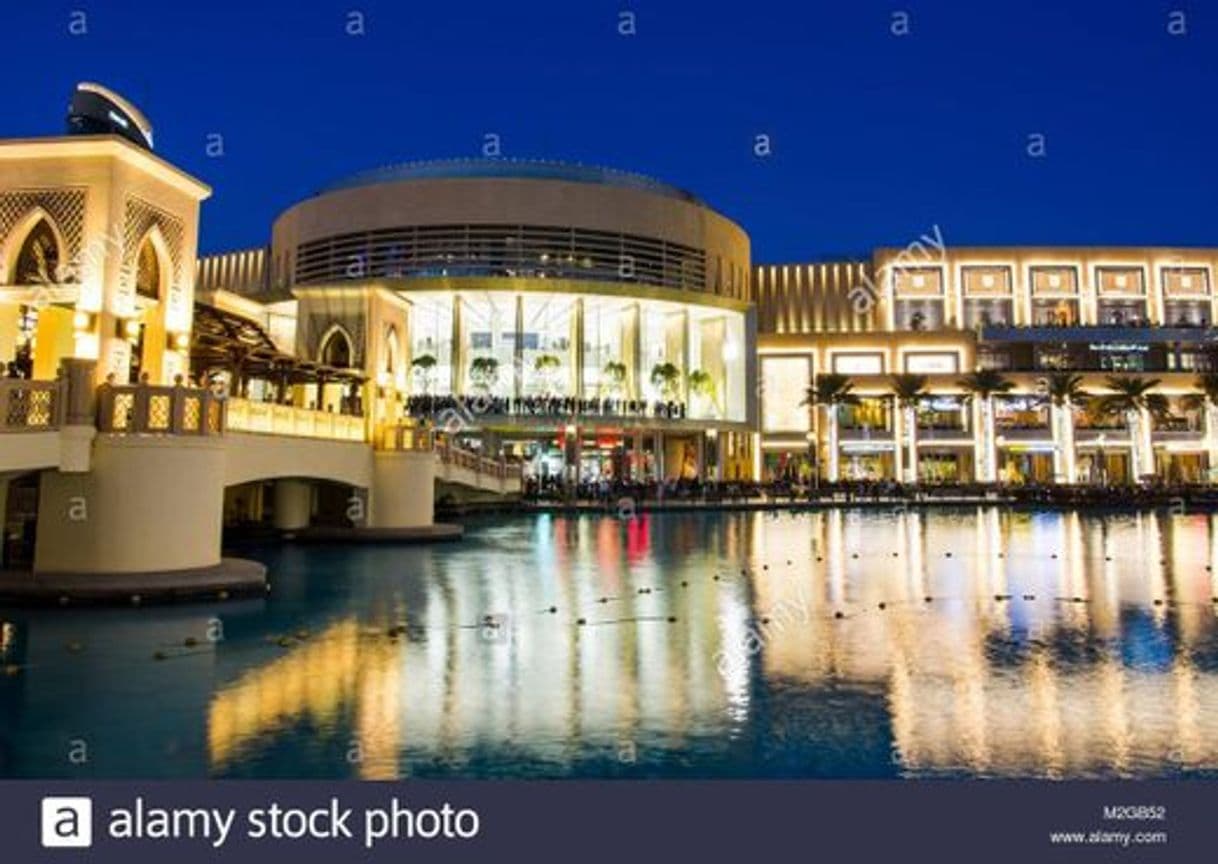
[4,1,1216,260]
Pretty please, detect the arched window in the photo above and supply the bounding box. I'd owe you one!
[383,324,400,375]
[136,238,161,299]
[320,327,353,368]
[13,219,60,285]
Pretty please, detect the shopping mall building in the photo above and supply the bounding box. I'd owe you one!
[194,165,1218,489]
[4,84,1218,578]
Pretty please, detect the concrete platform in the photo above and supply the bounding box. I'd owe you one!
[286,523,464,544]
[0,557,267,606]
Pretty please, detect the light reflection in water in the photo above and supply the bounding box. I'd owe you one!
[2,508,1218,778]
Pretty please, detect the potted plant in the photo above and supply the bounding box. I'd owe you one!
[411,353,437,395]
[601,361,627,397]
[533,353,562,394]
[650,362,681,401]
[469,356,500,394]
[687,369,717,415]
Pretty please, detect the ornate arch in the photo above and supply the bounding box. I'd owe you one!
[318,323,355,368]
[0,188,86,284]
[1,206,70,286]
[383,323,401,375]
[131,224,173,300]
[122,197,185,300]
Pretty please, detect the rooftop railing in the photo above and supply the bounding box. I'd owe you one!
[0,379,63,432]
[225,398,365,441]
[96,384,224,436]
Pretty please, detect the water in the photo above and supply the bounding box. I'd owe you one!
[2,507,1218,779]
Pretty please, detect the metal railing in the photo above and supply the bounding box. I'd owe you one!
[96,384,224,436]
[0,379,63,432]
[225,398,365,441]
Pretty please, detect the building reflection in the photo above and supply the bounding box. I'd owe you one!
[195,510,1218,778]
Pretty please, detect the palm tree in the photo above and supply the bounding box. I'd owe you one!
[411,354,437,395]
[687,369,717,416]
[958,369,1014,482]
[533,353,562,395]
[1038,372,1090,483]
[1093,376,1169,482]
[650,362,681,401]
[469,356,500,394]
[800,373,859,482]
[601,361,627,398]
[891,373,928,483]
[1185,372,1218,481]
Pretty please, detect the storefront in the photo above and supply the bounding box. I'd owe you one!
[839,443,895,481]
[1076,448,1131,485]
[998,446,1055,484]
[1155,448,1210,483]
[917,448,974,484]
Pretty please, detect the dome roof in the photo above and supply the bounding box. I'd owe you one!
[320,158,703,204]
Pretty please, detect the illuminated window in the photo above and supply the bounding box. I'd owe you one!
[13,219,60,285]
[761,355,811,433]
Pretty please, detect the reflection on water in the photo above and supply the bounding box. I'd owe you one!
[2,508,1218,779]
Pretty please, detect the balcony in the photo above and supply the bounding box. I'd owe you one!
[839,426,893,442]
[0,379,62,432]
[97,384,224,436]
[225,398,364,441]
[995,426,1053,442]
[980,324,1218,344]
[916,425,972,441]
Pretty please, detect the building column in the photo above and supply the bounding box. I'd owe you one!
[893,401,905,482]
[1206,403,1218,482]
[1052,403,1077,483]
[826,407,841,482]
[572,298,584,398]
[273,479,313,531]
[450,295,463,395]
[974,397,997,483]
[513,294,524,401]
[653,430,665,481]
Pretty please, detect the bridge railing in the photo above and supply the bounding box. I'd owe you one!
[0,379,63,432]
[96,384,224,436]
[436,438,521,482]
[225,398,365,441]
[378,424,434,451]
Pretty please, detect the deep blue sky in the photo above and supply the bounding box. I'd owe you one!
[4,1,1216,261]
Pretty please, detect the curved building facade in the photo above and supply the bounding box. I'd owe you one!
[261,160,756,483]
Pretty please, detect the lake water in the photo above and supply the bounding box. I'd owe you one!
[2,507,1217,779]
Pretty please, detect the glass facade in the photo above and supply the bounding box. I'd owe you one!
[407,289,747,422]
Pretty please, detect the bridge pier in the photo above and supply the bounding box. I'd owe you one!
[369,450,435,529]
[272,478,313,531]
[34,435,227,574]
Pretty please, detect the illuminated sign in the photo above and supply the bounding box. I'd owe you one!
[1088,343,1149,353]
[832,353,884,375]
[904,352,959,374]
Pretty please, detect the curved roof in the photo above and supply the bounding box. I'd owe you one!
[320,158,704,205]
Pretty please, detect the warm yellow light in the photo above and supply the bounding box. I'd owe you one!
[73,310,93,331]
[124,319,141,339]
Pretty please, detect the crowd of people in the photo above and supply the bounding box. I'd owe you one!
[406,394,688,420]
[521,476,1218,509]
